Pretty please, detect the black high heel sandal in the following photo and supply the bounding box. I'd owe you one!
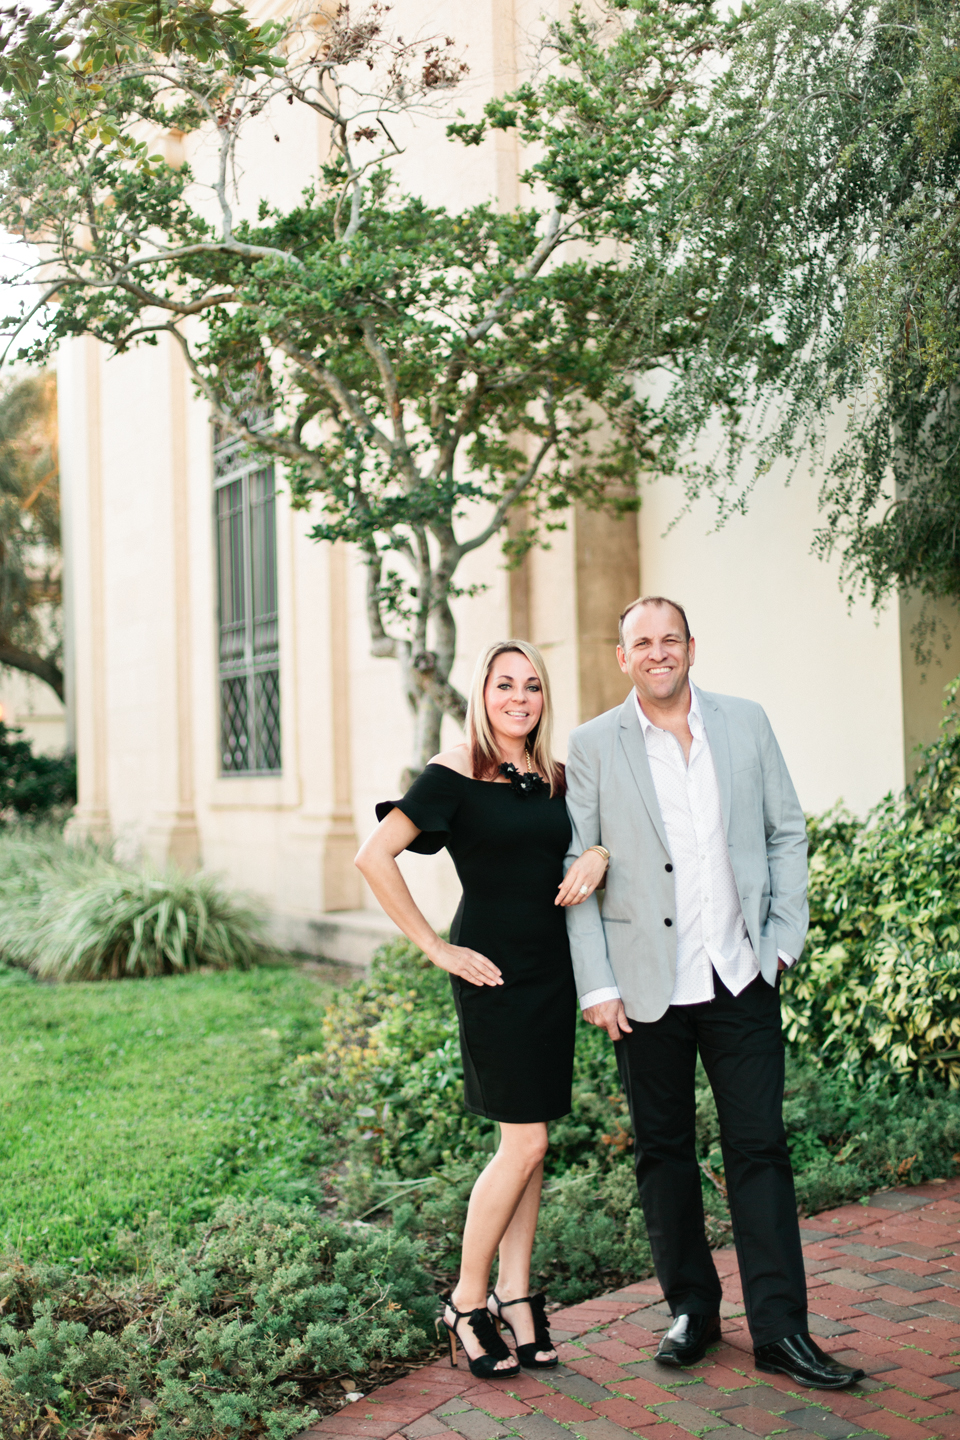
[438,1293,520,1380]
[488,1291,559,1369]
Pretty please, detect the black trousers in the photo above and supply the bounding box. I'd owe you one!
[615,971,807,1348]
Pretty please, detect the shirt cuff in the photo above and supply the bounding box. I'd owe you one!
[580,986,621,1011]
[777,950,796,968]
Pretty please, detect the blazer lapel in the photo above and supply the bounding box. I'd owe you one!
[698,689,733,837]
[618,694,671,854]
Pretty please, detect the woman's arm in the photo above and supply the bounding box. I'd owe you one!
[555,846,608,907]
[355,809,503,986]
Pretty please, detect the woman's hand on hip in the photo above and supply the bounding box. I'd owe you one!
[428,940,503,986]
[556,848,608,906]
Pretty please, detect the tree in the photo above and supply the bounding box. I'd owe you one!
[0,373,63,699]
[628,0,960,619]
[0,0,727,769]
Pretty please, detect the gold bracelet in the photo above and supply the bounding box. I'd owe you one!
[587,845,610,865]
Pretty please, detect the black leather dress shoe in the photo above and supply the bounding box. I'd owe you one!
[754,1333,866,1389]
[655,1313,721,1366]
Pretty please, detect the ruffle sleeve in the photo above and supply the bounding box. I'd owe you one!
[375,763,463,855]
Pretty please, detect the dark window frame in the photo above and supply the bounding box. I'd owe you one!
[213,419,281,776]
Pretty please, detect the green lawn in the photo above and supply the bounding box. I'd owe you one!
[0,962,344,1270]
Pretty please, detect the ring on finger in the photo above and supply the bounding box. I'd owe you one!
[578,883,589,895]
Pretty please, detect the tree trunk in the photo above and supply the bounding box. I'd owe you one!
[403,693,443,788]
[364,529,468,787]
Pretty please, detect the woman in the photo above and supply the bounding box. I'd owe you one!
[355,641,608,1380]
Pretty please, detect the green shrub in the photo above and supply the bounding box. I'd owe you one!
[531,1164,651,1303]
[27,869,262,980]
[783,690,960,1083]
[285,938,632,1181]
[0,1195,435,1439]
[0,724,75,821]
[286,940,488,1174]
[288,932,959,1305]
[781,1059,960,1213]
[0,828,263,979]
[284,939,655,1297]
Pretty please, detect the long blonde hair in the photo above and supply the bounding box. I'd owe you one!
[466,640,564,797]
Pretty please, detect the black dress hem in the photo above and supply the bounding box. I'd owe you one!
[464,1101,573,1125]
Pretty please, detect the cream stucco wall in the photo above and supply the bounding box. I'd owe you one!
[638,462,906,818]
[56,0,942,951]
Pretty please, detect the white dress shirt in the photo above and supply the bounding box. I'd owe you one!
[580,684,794,1013]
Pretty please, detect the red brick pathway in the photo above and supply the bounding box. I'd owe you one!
[300,1179,960,1440]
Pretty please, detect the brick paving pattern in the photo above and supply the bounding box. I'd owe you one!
[298,1179,960,1440]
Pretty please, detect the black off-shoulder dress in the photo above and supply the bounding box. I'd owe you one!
[377,764,576,1124]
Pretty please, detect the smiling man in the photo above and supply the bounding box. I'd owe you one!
[563,596,865,1391]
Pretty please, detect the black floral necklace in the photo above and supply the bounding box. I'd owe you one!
[499,745,548,796]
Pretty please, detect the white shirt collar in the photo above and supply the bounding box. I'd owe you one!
[634,681,703,738]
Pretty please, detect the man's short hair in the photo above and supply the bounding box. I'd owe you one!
[618,595,691,648]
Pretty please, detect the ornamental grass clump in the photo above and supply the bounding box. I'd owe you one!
[27,869,262,980]
[0,827,262,980]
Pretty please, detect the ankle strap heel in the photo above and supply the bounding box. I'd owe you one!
[439,1293,520,1380]
[488,1291,558,1370]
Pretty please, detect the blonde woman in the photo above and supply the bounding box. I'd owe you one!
[356,641,607,1380]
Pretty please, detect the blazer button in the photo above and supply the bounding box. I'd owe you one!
[665,863,673,872]
[664,917,673,927]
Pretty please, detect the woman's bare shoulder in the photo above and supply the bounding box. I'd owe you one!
[427,744,473,778]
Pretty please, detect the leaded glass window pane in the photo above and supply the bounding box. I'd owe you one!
[220,675,250,773]
[253,669,282,772]
[213,424,281,775]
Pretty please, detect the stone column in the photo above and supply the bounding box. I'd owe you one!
[323,542,363,909]
[494,0,536,643]
[575,502,640,722]
[491,0,520,209]
[147,338,201,868]
[63,336,111,844]
[507,506,533,639]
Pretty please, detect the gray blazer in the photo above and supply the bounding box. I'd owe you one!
[563,688,808,1023]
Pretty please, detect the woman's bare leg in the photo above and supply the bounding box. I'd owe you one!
[448,1122,548,1370]
[489,1163,556,1362]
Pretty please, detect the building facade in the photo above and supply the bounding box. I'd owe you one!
[54,0,960,960]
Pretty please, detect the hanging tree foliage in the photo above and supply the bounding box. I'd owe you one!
[632,0,960,617]
[0,0,737,769]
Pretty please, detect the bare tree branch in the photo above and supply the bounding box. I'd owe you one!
[0,640,63,700]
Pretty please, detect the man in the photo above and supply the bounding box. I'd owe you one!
[563,595,864,1390]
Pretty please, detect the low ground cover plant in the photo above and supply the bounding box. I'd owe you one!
[0,828,262,979]
[0,1195,434,1440]
[0,964,381,1438]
